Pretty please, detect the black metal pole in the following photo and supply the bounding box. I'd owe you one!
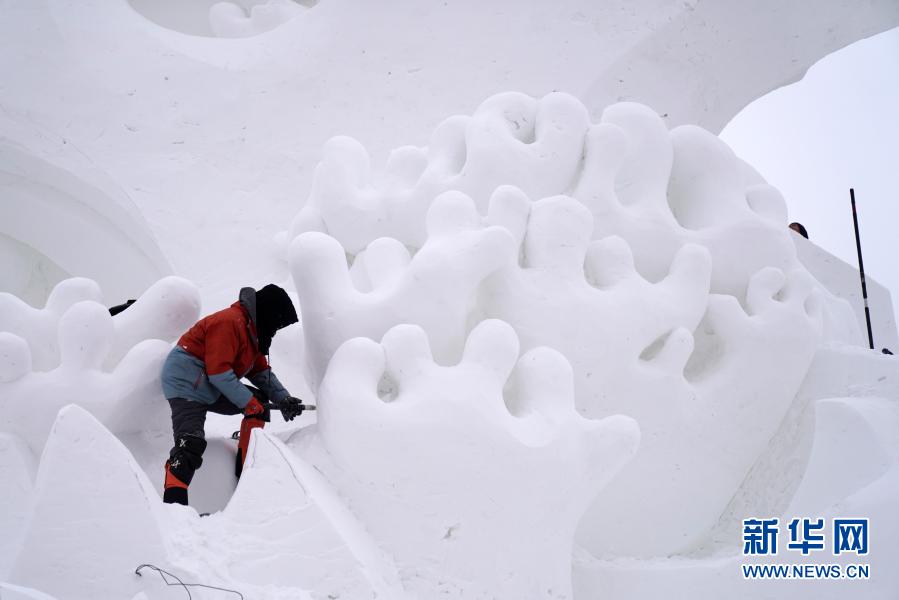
[850,188,875,349]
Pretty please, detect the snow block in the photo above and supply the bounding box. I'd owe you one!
[10,405,167,600]
[787,397,899,519]
[317,321,639,599]
[0,333,31,383]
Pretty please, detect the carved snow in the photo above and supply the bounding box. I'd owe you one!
[290,191,516,390]
[9,406,167,600]
[316,320,639,598]
[0,276,199,372]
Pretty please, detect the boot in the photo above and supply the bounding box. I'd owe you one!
[163,433,207,505]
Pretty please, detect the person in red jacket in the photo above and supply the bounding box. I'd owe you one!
[160,284,304,506]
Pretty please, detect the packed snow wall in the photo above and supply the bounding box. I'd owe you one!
[0,114,172,305]
[795,235,898,352]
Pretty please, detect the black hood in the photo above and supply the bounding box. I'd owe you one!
[239,284,298,354]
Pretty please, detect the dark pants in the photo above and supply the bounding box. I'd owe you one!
[168,385,269,442]
[163,386,270,504]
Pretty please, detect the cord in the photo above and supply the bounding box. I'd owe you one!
[134,564,244,599]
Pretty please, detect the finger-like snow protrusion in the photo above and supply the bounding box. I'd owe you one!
[643,327,695,375]
[600,102,673,212]
[57,302,113,371]
[315,322,638,599]
[363,238,411,291]
[572,123,627,213]
[523,196,592,274]
[106,276,200,369]
[0,333,31,383]
[426,191,481,238]
[746,267,786,315]
[508,346,577,421]
[461,319,519,386]
[659,243,712,304]
[585,236,636,289]
[382,324,434,383]
[486,185,531,249]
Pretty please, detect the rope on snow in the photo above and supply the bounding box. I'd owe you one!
[135,564,244,599]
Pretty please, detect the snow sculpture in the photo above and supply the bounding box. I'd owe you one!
[291,191,516,389]
[0,333,32,383]
[0,276,200,372]
[9,406,167,600]
[480,193,713,410]
[0,300,176,455]
[0,278,102,371]
[209,0,304,38]
[572,103,797,299]
[473,189,826,555]
[104,276,202,369]
[287,91,851,561]
[313,320,639,598]
[579,265,825,556]
[289,92,855,340]
[290,93,592,253]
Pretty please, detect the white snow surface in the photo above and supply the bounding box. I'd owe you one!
[1,3,898,599]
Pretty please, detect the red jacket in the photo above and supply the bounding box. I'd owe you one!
[178,302,269,379]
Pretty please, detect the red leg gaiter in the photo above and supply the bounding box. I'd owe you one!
[235,416,265,478]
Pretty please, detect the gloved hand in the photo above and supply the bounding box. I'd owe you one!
[244,397,266,418]
[277,396,305,422]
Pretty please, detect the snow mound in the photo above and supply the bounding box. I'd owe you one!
[313,320,639,598]
[9,405,167,600]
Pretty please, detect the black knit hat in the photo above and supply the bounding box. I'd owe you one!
[255,284,298,354]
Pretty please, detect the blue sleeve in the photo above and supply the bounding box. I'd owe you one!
[209,370,254,409]
[247,368,290,404]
